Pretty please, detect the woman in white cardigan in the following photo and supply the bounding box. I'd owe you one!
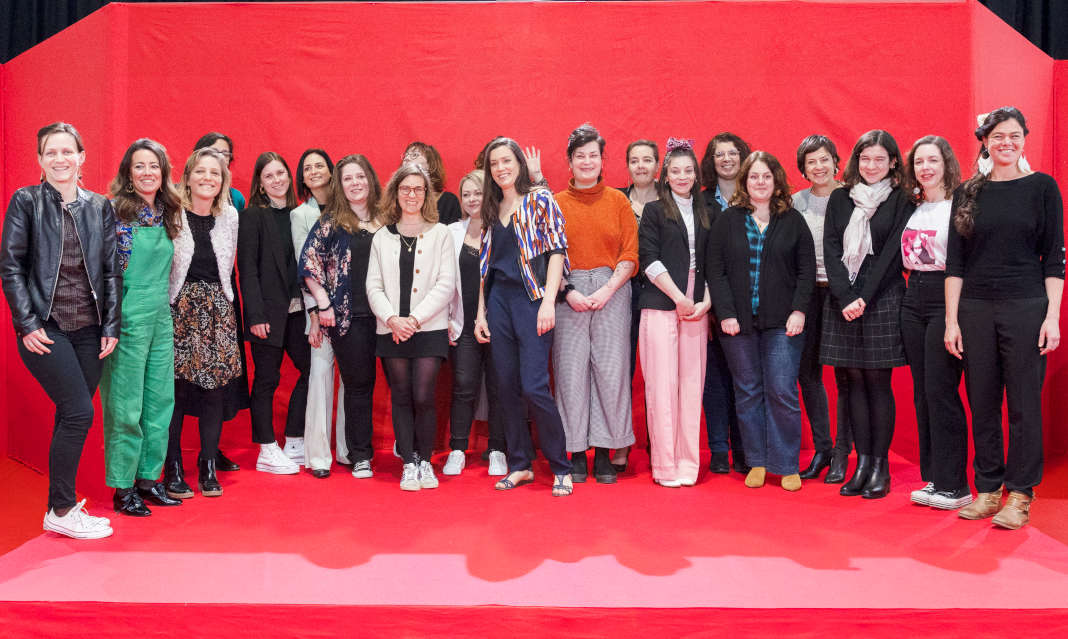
[367,163,456,491]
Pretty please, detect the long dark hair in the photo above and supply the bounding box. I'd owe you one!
[657,145,710,230]
[109,138,182,239]
[324,154,382,233]
[296,148,334,203]
[700,132,750,191]
[954,107,1029,237]
[480,137,538,223]
[902,136,962,205]
[249,151,298,208]
[841,129,904,188]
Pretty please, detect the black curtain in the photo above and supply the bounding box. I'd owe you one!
[4,1,1068,63]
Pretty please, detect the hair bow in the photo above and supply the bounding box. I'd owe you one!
[665,137,695,153]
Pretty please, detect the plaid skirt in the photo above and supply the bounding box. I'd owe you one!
[172,280,243,389]
[819,283,906,369]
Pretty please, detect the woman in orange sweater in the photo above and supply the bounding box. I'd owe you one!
[554,124,640,484]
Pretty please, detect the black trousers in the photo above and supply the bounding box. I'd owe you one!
[900,271,967,489]
[17,320,103,512]
[249,310,311,444]
[332,316,377,463]
[703,336,743,459]
[167,380,224,464]
[959,296,1047,496]
[449,331,505,452]
[799,285,853,453]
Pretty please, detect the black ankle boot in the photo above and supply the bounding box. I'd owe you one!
[215,449,241,472]
[861,457,891,499]
[799,450,832,480]
[164,457,194,499]
[824,451,849,484]
[840,454,873,496]
[593,447,617,484]
[138,481,182,506]
[570,451,589,483]
[113,487,152,516]
[198,455,223,497]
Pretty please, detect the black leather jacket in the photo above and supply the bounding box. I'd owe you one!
[1,182,121,338]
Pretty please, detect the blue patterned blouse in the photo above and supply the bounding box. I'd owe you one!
[113,200,165,272]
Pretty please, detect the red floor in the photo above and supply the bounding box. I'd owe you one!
[1,450,1068,636]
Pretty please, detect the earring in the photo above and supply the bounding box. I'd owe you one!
[1018,155,1032,173]
[125,182,135,193]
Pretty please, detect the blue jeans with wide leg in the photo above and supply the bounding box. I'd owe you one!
[719,327,804,476]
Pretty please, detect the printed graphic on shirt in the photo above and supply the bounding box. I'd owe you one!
[902,228,944,270]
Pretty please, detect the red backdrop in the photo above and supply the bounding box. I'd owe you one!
[1,1,1065,501]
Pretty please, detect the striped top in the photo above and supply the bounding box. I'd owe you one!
[480,187,570,301]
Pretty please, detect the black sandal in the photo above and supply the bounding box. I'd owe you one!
[495,470,534,490]
[552,474,574,497]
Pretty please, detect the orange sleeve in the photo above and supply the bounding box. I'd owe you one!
[615,192,639,276]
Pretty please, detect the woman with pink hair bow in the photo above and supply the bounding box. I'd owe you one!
[636,138,714,487]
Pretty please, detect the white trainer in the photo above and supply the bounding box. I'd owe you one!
[929,487,974,510]
[282,437,305,466]
[910,482,936,506]
[256,442,300,474]
[351,460,373,479]
[656,478,682,488]
[487,451,508,476]
[419,460,439,489]
[400,463,420,491]
[442,450,465,476]
[43,499,113,540]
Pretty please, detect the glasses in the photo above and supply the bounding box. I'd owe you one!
[399,186,426,196]
[714,150,740,159]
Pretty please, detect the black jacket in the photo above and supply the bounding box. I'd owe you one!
[0,183,121,338]
[238,205,302,347]
[706,206,815,334]
[637,196,716,311]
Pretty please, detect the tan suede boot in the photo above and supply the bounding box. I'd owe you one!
[992,491,1033,530]
[958,486,1003,520]
[781,474,802,492]
[744,466,766,488]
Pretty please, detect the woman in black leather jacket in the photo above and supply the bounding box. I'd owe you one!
[0,122,121,539]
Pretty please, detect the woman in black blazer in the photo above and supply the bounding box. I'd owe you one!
[238,151,310,475]
[636,139,712,488]
[707,151,815,492]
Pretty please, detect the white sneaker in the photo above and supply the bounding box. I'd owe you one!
[656,478,682,488]
[43,499,113,540]
[929,487,974,510]
[419,460,439,489]
[351,460,373,479]
[283,437,305,466]
[442,450,465,475]
[400,463,420,491]
[910,482,936,505]
[679,478,697,487]
[256,442,300,475]
[487,451,508,476]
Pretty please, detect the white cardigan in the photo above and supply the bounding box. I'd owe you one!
[290,198,323,334]
[366,222,456,336]
[447,218,480,340]
[169,204,239,303]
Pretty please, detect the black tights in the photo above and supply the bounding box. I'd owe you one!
[166,380,224,464]
[844,367,895,457]
[382,356,442,464]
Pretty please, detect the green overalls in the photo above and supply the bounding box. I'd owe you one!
[100,224,175,488]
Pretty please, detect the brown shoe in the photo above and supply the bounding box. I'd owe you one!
[781,473,802,492]
[744,466,766,488]
[958,487,1003,520]
[992,491,1033,530]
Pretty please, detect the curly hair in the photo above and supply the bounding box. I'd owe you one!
[730,151,793,216]
[954,107,1029,237]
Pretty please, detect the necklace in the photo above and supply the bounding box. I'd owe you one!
[399,234,417,253]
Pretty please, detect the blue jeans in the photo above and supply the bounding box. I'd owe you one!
[719,328,804,475]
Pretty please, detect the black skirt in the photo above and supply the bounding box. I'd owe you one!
[376,328,449,359]
[819,283,906,369]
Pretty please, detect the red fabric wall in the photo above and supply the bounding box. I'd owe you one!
[1,1,1064,492]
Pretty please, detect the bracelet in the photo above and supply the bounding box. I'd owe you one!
[412,316,422,329]
[308,307,319,315]
[318,302,333,312]
[557,283,576,304]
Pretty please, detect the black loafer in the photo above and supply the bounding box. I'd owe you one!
[311,468,330,479]
[215,450,240,472]
[708,452,730,474]
[114,487,152,517]
[138,481,182,506]
[570,451,589,483]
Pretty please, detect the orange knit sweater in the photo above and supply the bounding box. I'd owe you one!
[554,179,639,273]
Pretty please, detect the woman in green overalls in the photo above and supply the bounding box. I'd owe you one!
[100,139,182,517]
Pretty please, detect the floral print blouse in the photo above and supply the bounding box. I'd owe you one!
[114,200,165,272]
[299,218,376,338]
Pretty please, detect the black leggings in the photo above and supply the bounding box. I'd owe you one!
[844,367,894,458]
[382,356,442,464]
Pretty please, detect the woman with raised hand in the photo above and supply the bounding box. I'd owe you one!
[553,124,638,485]
[403,141,462,225]
[476,137,573,497]
[792,135,854,483]
[822,130,910,500]
[239,152,309,475]
[100,138,183,517]
[637,138,712,488]
[291,148,347,478]
[366,163,455,491]
[165,147,242,499]
[1,122,120,539]
[899,136,969,510]
[947,107,1063,529]
[444,170,507,477]
[708,151,815,492]
[301,154,383,481]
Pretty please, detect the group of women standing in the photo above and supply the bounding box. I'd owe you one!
[2,106,1061,539]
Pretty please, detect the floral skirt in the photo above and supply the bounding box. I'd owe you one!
[172,281,242,389]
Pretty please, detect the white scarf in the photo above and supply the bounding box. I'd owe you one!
[842,178,893,282]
